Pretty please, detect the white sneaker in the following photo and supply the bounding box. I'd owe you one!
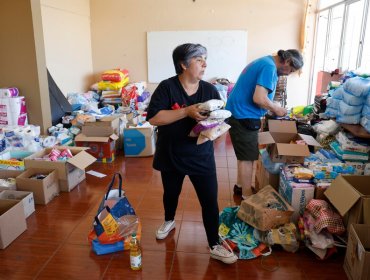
[210,244,238,264]
[156,220,175,239]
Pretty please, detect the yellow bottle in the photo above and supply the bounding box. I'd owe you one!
[129,233,142,270]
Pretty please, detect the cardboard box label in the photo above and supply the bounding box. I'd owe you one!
[123,126,155,157]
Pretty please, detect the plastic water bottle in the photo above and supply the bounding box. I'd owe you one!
[130,233,142,270]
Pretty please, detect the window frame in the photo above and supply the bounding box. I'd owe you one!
[309,0,370,103]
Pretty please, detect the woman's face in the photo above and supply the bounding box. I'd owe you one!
[183,55,207,80]
[277,60,297,76]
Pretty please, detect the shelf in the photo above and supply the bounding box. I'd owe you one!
[339,123,370,139]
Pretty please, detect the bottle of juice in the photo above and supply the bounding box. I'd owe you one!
[129,233,142,270]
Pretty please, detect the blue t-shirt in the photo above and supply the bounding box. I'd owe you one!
[225,55,278,119]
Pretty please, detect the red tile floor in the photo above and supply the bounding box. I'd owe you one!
[0,133,348,279]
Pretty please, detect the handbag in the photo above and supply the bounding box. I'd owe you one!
[88,173,140,253]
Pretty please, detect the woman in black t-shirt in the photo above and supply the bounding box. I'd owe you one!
[146,43,237,264]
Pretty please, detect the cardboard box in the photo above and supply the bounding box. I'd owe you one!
[0,169,22,191]
[255,156,279,190]
[75,133,118,163]
[123,125,156,157]
[24,147,96,192]
[0,150,34,170]
[278,170,315,223]
[258,120,321,163]
[82,115,121,137]
[344,224,370,280]
[0,199,27,249]
[324,175,370,228]
[237,185,294,231]
[16,168,60,205]
[0,190,35,218]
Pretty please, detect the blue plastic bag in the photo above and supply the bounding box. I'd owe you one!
[91,239,124,255]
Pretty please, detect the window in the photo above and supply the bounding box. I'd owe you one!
[319,0,343,10]
[310,0,370,103]
[324,4,345,71]
[341,0,365,71]
[360,2,370,69]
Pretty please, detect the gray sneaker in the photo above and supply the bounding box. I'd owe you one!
[156,220,175,239]
[210,244,238,264]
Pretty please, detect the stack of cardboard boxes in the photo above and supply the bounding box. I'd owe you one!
[257,119,321,222]
[0,145,96,249]
[75,115,122,163]
[258,120,370,279]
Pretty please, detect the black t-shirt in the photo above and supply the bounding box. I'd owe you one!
[146,76,221,175]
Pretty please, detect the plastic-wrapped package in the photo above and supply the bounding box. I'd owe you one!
[336,131,370,153]
[213,84,228,103]
[360,116,370,133]
[362,104,370,118]
[330,87,344,100]
[339,100,363,115]
[336,113,361,124]
[260,149,283,174]
[323,106,338,118]
[312,120,340,135]
[198,99,224,112]
[197,122,230,144]
[343,76,370,98]
[208,109,232,119]
[342,90,365,106]
[101,69,129,83]
[326,97,340,108]
[189,119,222,137]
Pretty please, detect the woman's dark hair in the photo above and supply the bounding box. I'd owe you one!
[277,49,304,70]
[172,43,207,74]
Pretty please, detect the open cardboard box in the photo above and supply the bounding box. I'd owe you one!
[0,190,35,217]
[258,119,321,163]
[16,168,60,205]
[81,115,122,137]
[75,133,118,163]
[24,146,96,192]
[325,175,370,228]
[344,224,370,280]
[0,199,27,249]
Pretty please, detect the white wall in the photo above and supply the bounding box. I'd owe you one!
[90,0,318,107]
[38,0,318,107]
[40,0,93,95]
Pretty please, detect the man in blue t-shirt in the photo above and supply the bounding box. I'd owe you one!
[225,49,304,199]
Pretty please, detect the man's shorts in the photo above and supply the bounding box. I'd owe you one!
[228,116,259,161]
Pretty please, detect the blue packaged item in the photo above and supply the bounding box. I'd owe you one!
[318,149,338,160]
[92,239,124,255]
[260,149,283,175]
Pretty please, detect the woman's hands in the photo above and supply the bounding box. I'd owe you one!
[148,103,208,126]
[185,104,208,122]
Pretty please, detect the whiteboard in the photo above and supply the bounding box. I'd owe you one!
[147,30,247,83]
